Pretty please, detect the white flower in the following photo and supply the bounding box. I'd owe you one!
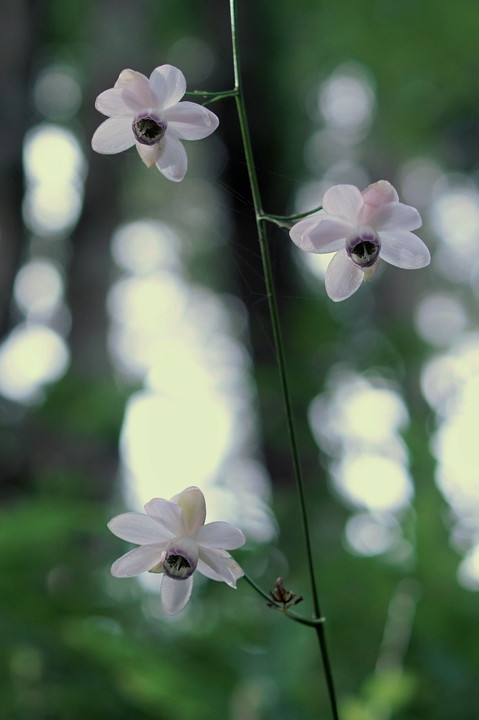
[92,64,219,182]
[289,180,430,302]
[108,486,245,615]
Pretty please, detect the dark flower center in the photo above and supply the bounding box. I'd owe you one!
[163,548,196,580]
[168,554,190,571]
[346,228,380,268]
[132,115,167,146]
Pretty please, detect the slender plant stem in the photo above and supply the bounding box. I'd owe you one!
[258,205,324,228]
[229,2,340,718]
[267,206,323,222]
[242,572,275,603]
[185,89,239,105]
[256,215,292,230]
[186,90,238,97]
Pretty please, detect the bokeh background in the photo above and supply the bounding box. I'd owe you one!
[2,1,479,718]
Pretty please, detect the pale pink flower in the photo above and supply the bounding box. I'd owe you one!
[92,64,219,182]
[108,486,245,615]
[289,181,430,301]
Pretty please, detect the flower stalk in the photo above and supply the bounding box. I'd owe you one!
[229,1,340,717]
[185,89,239,104]
[258,206,324,229]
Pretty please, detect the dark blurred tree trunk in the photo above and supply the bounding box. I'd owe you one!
[0,0,47,498]
[206,0,301,486]
[66,140,122,379]
[0,0,41,339]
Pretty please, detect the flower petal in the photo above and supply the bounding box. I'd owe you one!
[226,557,244,584]
[115,68,147,89]
[149,65,187,111]
[322,184,363,224]
[196,557,225,583]
[379,230,431,269]
[360,180,399,223]
[198,547,243,588]
[362,179,399,204]
[369,202,422,232]
[114,69,153,109]
[108,512,174,544]
[144,498,185,536]
[155,135,188,182]
[111,543,164,577]
[196,521,245,550]
[289,212,325,246]
[136,142,161,168]
[91,116,135,154]
[161,575,194,615]
[95,88,132,117]
[196,555,243,584]
[163,102,219,139]
[290,213,350,254]
[170,486,206,534]
[324,249,364,302]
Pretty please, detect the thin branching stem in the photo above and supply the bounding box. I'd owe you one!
[258,205,324,228]
[185,89,239,105]
[228,1,340,718]
[243,574,325,628]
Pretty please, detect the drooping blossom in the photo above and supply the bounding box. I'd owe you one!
[108,486,245,615]
[92,64,219,182]
[289,181,430,301]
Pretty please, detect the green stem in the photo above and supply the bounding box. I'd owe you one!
[258,205,324,229]
[256,215,293,230]
[229,2,340,718]
[184,89,238,106]
[243,573,325,628]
